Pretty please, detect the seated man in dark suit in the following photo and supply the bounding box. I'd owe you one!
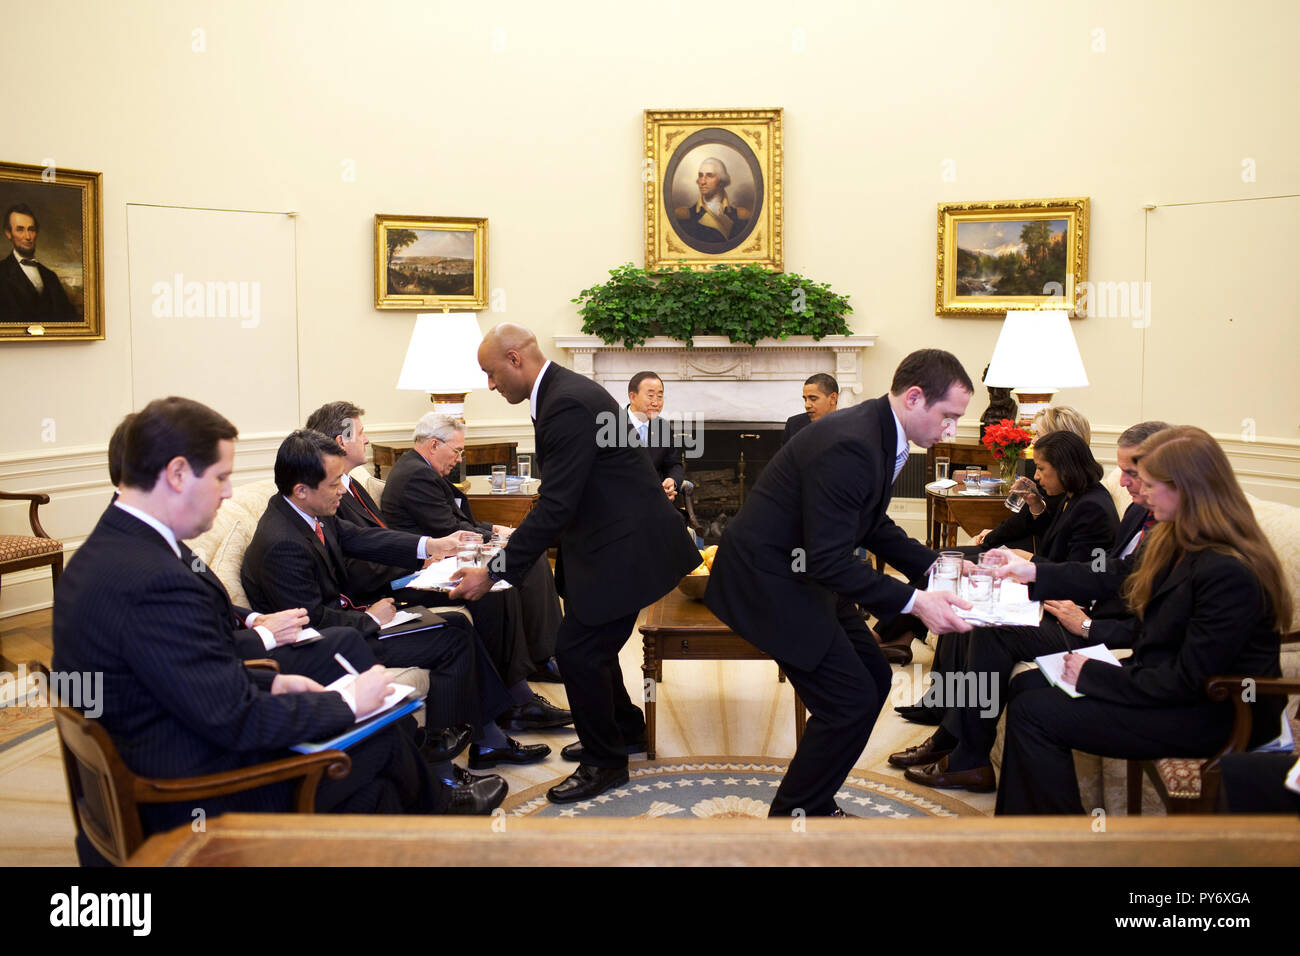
[782,373,840,445]
[109,412,379,688]
[54,397,446,864]
[625,370,684,502]
[304,401,570,749]
[239,430,532,797]
[381,412,566,684]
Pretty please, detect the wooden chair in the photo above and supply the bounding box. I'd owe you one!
[0,489,64,600]
[43,661,352,865]
[1127,665,1300,814]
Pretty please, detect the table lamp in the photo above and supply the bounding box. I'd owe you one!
[396,312,488,419]
[983,310,1089,434]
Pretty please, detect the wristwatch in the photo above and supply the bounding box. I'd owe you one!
[1081,617,1092,639]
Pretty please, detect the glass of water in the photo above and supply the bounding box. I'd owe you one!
[517,455,531,481]
[966,568,994,604]
[456,546,480,570]
[935,456,950,481]
[490,464,507,494]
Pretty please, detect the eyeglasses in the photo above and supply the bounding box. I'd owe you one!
[435,441,465,461]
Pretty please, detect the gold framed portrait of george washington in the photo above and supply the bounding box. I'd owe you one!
[644,108,782,271]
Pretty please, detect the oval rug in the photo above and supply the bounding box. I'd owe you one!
[501,756,984,818]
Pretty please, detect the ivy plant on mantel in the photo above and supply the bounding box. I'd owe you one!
[572,263,853,349]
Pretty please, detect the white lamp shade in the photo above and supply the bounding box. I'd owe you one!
[396,312,488,393]
[983,310,1089,391]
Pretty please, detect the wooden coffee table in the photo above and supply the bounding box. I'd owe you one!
[638,586,806,759]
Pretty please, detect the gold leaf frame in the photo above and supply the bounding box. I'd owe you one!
[0,160,103,341]
[644,108,782,270]
[374,214,488,311]
[936,197,1089,316]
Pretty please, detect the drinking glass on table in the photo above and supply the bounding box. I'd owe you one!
[490,464,508,494]
[517,455,531,481]
[935,456,950,481]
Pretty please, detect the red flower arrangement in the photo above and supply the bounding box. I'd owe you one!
[981,419,1034,461]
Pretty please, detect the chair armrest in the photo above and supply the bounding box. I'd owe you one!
[0,490,54,538]
[134,750,352,812]
[243,658,281,674]
[1200,676,1300,776]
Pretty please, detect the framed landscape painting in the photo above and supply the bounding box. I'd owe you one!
[0,160,103,341]
[936,197,1089,316]
[374,214,488,311]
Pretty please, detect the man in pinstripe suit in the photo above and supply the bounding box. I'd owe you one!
[53,398,444,863]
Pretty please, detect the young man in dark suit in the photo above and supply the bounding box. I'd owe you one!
[781,373,840,445]
[54,397,443,863]
[453,324,702,803]
[705,350,977,816]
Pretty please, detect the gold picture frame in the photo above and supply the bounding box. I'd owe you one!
[0,160,103,341]
[936,197,1089,316]
[374,214,488,311]
[644,108,782,271]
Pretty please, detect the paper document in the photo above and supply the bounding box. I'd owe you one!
[404,556,512,592]
[1035,644,1122,698]
[380,610,421,630]
[324,676,418,722]
[287,627,323,645]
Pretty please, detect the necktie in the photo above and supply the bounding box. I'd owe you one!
[638,423,649,446]
[20,258,36,266]
[349,484,385,527]
[893,448,908,482]
[1136,513,1155,543]
[313,519,326,546]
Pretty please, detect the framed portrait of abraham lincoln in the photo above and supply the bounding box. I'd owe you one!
[0,160,103,341]
[644,108,782,270]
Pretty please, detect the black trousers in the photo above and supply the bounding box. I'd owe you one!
[995,670,1234,815]
[769,598,893,816]
[365,612,512,733]
[555,610,643,769]
[395,586,533,688]
[516,559,562,665]
[266,626,377,684]
[1218,752,1300,814]
[939,618,1080,770]
[316,716,446,815]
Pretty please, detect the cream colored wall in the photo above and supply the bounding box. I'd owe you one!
[2,0,1297,613]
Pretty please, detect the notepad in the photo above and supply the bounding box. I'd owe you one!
[1035,643,1122,698]
[380,610,421,630]
[399,556,513,592]
[290,679,423,754]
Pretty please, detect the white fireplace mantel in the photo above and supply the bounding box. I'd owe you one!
[554,334,879,423]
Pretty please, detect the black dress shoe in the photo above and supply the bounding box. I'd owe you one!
[830,804,858,818]
[440,763,501,787]
[560,737,646,762]
[546,763,629,803]
[888,733,955,768]
[468,737,552,768]
[527,657,563,683]
[419,724,473,762]
[445,775,509,815]
[503,692,573,730]
[893,704,944,726]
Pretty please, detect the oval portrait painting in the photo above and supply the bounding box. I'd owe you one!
[663,127,763,255]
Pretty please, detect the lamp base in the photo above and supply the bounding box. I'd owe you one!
[429,392,468,420]
[1011,390,1057,434]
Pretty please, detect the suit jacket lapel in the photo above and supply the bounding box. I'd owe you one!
[875,398,898,510]
[440,474,476,525]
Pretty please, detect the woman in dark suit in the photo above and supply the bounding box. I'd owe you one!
[994,426,1290,814]
[893,430,1118,787]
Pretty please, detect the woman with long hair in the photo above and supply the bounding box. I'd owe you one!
[994,426,1289,814]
